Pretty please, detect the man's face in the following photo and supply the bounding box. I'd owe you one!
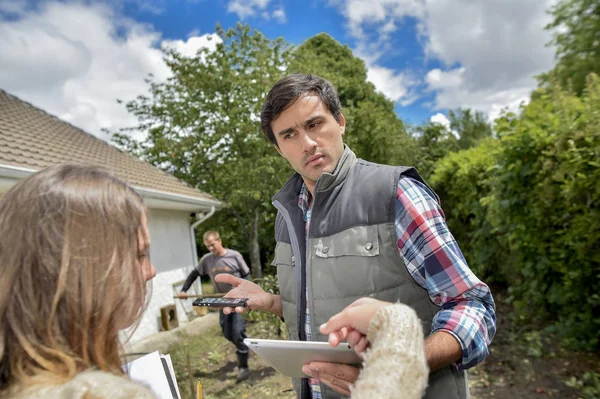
[204,235,224,255]
[271,94,345,190]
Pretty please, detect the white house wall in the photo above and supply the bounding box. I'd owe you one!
[127,208,203,343]
[146,208,195,273]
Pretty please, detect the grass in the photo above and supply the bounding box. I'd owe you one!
[169,306,295,399]
[169,286,600,399]
[201,280,214,296]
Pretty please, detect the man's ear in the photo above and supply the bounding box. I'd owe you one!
[274,143,283,157]
[339,114,346,136]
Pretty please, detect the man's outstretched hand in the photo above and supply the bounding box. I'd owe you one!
[214,273,282,317]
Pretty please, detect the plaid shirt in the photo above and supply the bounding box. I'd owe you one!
[299,176,496,398]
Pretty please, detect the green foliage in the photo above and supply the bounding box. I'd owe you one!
[565,372,600,399]
[289,33,418,166]
[448,108,494,150]
[491,75,600,350]
[537,0,600,95]
[431,76,600,351]
[412,108,493,180]
[207,350,225,365]
[522,331,544,358]
[247,274,286,338]
[412,121,460,180]
[112,23,293,276]
[429,139,508,282]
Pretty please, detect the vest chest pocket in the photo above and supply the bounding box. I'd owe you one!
[271,242,296,304]
[311,225,381,297]
[313,225,380,259]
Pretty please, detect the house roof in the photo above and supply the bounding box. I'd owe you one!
[0,89,221,210]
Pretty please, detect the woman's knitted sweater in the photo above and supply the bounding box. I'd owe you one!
[351,303,429,399]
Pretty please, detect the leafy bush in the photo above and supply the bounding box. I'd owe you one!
[430,139,509,282]
[491,75,600,350]
[247,274,286,338]
[430,75,600,351]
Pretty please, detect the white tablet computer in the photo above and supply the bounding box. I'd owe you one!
[244,338,362,378]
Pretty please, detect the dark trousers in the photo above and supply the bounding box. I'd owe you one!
[219,310,248,355]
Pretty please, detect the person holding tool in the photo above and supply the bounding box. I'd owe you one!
[177,230,251,382]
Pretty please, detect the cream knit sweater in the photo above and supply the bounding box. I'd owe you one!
[5,369,155,399]
[350,303,429,399]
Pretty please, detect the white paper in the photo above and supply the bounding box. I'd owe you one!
[123,351,175,399]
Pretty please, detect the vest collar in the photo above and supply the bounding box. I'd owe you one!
[272,145,357,204]
[315,145,356,193]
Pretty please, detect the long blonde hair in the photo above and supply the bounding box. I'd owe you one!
[0,164,148,391]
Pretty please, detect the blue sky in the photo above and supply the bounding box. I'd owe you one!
[122,0,442,123]
[0,0,558,140]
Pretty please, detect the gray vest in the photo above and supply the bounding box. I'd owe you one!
[273,147,469,399]
[271,147,468,399]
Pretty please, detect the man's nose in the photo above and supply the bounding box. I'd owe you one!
[301,131,317,153]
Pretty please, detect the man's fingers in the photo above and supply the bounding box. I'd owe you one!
[305,362,358,397]
[214,273,241,286]
[222,307,233,315]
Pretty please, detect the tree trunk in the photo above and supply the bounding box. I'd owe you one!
[249,208,262,278]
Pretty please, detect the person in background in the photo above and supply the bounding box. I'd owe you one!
[0,164,157,399]
[215,73,496,399]
[177,231,251,382]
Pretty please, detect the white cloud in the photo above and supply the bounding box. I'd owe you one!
[430,112,450,129]
[162,34,220,58]
[272,7,286,23]
[366,66,413,103]
[0,2,218,141]
[227,0,271,19]
[420,0,558,119]
[333,0,423,39]
[425,68,465,90]
[331,0,559,120]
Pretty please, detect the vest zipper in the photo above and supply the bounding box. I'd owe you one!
[272,200,305,341]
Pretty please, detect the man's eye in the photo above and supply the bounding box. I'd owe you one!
[284,132,296,139]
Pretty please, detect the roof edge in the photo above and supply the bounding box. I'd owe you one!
[0,164,38,179]
[133,186,223,210]
[0,164,223,210]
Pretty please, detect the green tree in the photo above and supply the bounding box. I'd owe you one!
[537,0,600,95]
[410,121,459,180]
[429,139,508,282]
[491,75,600,349]
[289,33,418,166]
[113,24,293,277]
[448,108,493,150]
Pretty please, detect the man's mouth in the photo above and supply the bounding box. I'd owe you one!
[305,154,324,166]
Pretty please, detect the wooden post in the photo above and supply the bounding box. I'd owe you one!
[186,346,194,399]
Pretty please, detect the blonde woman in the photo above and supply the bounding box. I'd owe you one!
[0,164,157,398]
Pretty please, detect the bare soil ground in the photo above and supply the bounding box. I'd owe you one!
[170,291,599,399]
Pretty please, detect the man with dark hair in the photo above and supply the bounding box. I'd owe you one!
[178,230,251,382]
[216,74,496,399]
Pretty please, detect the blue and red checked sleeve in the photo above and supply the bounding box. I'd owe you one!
[395,176,496,369]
